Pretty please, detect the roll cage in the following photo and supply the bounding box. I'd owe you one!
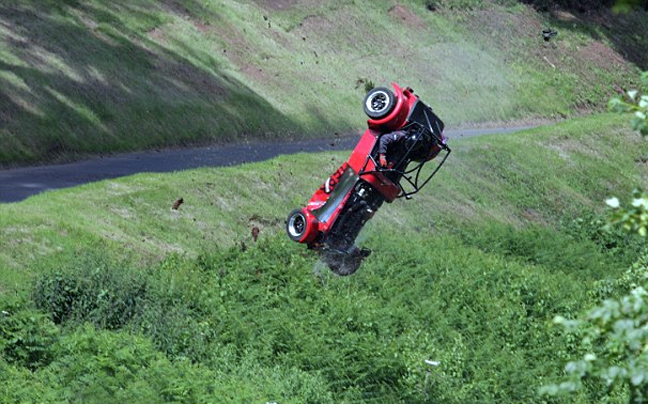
[360,100,452,199]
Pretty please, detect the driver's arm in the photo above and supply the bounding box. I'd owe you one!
[377,131,405,167]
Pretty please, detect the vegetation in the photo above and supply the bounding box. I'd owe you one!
[3,0,648,402]
[1,114,648,402]
[1,0,647,166]
[540,72,648,403]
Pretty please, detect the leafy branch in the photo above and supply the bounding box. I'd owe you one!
[542,71,648,403]
[608,72,648,137]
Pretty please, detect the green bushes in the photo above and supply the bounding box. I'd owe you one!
[562,208,646,266]
[33,253,148,329]
[0,221,636,403]
[0,302,58,370]
[457,217,642,279]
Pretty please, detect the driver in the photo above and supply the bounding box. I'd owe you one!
[377,129,446,168]
[377,129,407,168]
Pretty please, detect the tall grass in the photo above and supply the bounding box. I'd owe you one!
[2,229,635,403]
[0,114,647,402]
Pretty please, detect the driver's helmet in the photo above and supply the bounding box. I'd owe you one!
[404,131,423,150]
[403,131,430,160]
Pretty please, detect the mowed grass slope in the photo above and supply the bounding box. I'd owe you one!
[1,0,646,166]
[1,115,647,403]
[0,113,644,286]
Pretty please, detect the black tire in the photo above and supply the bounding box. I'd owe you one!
[286,209,308,242]
[363,87,396,119]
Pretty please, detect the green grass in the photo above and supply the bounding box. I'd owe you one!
[3,0,648,400]
[1,114,647,402]
[1,113,644,283]
[1,0,646,166]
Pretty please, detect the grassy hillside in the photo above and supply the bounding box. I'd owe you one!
[1,0,646,166]
[1,113,645,284]
[1,115,647,402]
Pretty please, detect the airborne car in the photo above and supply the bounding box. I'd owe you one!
[286,83,450,275]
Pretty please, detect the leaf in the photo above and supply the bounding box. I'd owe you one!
[608,97,630,113]
[558,381,578,392]
[631,198,648,209]
[605,366,626,384]
[553,315,566,324]
[538,385,559,396]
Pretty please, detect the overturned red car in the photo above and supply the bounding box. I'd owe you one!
[286,83,450,275]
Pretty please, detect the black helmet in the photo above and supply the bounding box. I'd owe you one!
[404,131,430,161]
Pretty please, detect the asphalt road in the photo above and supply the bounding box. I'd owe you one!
[0,126,531,203]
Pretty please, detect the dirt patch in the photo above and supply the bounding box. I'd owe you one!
[522,208,546,224]
[467,7,542,46]
[79,15,99,31]
[147,27,165,42]
[559,9,647,69]
[293,10,390,53]
[160,0,194,19]
[466,4,639,96]
[192,20,211,34]
[240,64,269,83]
[181,12,278,83]
[296,13,332,33]
[578,40,630,71]
[388,4,425,28]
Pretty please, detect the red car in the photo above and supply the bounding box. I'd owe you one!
[286,83,450,275]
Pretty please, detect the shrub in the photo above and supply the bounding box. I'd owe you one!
[457,220,634,277]
[0,301,59,370]
[561,208,646,267]
[32,252,148,329]
[44,324,219,404]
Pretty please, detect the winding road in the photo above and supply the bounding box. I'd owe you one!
[0,126,531,203]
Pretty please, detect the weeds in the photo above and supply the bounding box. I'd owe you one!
[32,252,148,329]
[0,229,627,403]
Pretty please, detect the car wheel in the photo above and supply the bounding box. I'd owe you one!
[286,209,308,242]
[363,87,396,119]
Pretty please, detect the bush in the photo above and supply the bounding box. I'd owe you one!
[0,300,59,370]
[32,252,148,329]
[42,324,220,404]
[457,220,635,278]
[562,208,646,266]
[21,231,634,403]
